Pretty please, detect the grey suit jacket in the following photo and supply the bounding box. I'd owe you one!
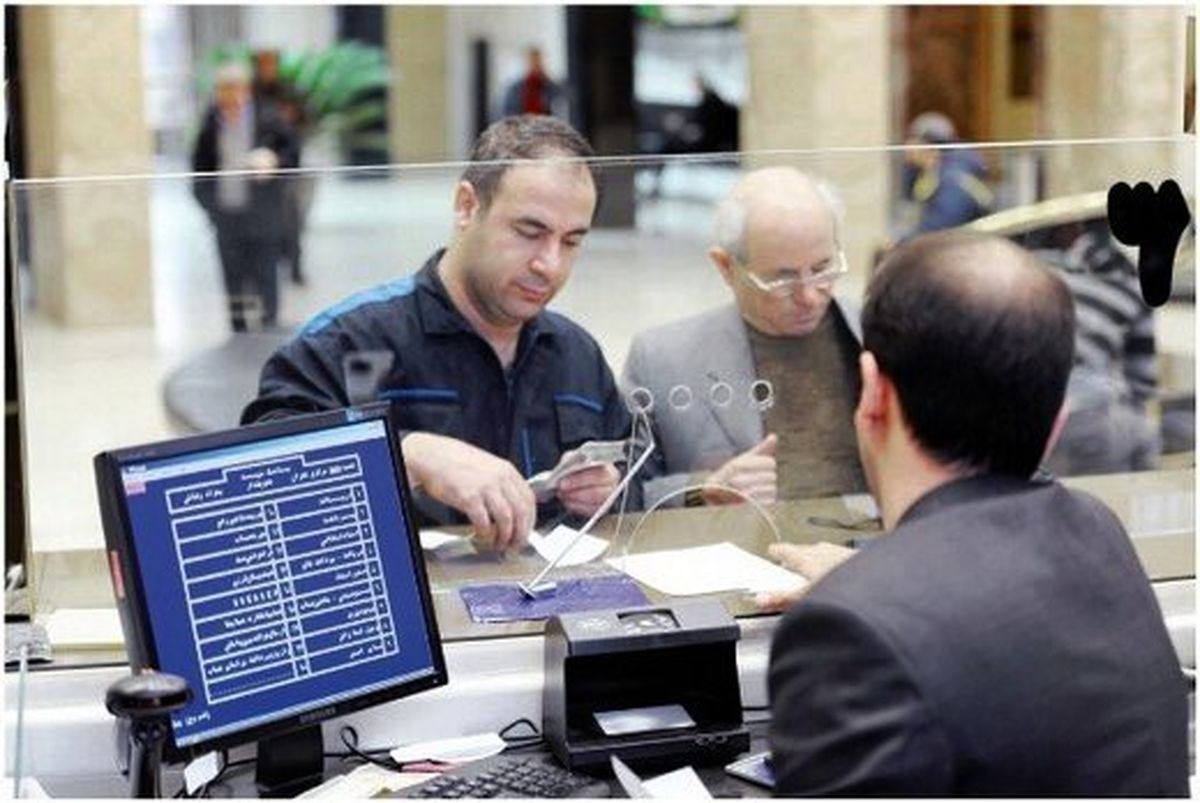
[621,298,861,507]
[768,475,1189,795]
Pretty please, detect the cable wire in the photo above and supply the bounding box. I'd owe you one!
[339,725,407,772]
[620,482,783,572]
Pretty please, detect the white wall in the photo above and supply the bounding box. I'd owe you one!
[243,6,336,53]
[634,23,747,106]
[445,6,567,158]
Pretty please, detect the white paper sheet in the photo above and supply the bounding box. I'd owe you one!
[183,752,221,795]
[529,524,610,566]
[1130,492,1194,537]
[607,542,806,596]
[297,764,437,799]
[842,493,880,519]
[389,732,506,763]
[40,608,123,648]
[644,765,714,798]
[418,529,468,551]
[611,755,712,799]
[2,778,49,798]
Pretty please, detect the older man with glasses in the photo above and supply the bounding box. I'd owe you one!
[623,166,865,509]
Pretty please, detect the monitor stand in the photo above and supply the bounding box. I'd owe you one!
[255,725,325,798]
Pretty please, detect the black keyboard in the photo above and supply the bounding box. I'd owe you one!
[402,755,610,798]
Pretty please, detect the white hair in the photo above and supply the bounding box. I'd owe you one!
[713,170,845,261]
[214,61,252,87]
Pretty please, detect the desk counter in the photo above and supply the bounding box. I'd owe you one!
[21,470,1194,648]
[422,469,1195,640]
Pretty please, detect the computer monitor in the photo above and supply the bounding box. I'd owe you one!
[95,404,447,794]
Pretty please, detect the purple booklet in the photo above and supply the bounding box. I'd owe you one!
[459,573,649,623]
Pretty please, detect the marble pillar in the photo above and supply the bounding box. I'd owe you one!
[741,6,891,294]
[18,6,154,326]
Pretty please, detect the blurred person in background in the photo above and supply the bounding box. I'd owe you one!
[502,46,563,118]
[1037,221,1160,475]
[193,61,300,332]
[253,49,310,287]
[900,112,994,236]
[689,74,738,154]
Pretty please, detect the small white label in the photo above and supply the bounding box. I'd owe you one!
[184,751,220,795]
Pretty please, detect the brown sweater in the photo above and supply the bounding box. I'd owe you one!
[746,312,867,499]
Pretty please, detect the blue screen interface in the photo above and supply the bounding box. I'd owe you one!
[117,419,438,748]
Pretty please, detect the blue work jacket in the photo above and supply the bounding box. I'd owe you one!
[242,250,636,526]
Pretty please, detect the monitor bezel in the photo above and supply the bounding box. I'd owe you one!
[95,404,448,764]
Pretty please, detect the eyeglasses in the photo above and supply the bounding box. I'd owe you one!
[736,251,849,295]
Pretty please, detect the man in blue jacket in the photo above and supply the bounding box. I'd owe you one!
[900,112,993,235]
[243,115,629,551]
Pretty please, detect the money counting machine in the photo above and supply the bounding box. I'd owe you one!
[542,598,750,772]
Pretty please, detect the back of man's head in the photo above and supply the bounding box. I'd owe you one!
[863,231,1075,478]
[461,115,598,210]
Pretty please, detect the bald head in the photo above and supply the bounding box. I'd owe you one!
[864,231,1076,477]
[714,167,841,262]
[711,168,847,337]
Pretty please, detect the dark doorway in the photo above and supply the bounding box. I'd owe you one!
[337,5,390,167]
[566,6,636,227]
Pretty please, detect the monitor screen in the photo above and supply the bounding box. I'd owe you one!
[95,406,446,759]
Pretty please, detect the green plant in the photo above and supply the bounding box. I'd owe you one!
[200,41,391,153]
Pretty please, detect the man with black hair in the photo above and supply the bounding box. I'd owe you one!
[766,231,1188,795]
[243,115,627,551]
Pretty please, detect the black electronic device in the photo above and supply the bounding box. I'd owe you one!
[105,672,192,798]
[542,599,750,773]
[95,405,447,797]
[402,755,611,798]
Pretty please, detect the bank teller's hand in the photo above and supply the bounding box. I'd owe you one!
[701,434,778,506]
[401,432,534,552]
[753,541,856,612]
[557,463,621,518]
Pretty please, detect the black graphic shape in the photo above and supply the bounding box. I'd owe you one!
[1107,180,1191,308]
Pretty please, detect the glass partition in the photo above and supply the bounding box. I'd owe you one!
[9,137,1195,653]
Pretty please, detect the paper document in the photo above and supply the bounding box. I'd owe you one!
[40,608,123,649]
[842,493,880,520]
[607,542,806,597]
[611,755,712,799]
[390,732,506,763]
[184,752,221,795]
[3,777,49,798]
[594,704,696,736]
[1130,492,1193,538]
[418,529,468,551]
[529,524,610,566]
[297,764,436,798]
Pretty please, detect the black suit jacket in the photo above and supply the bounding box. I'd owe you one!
[768,475,1189,796]
[191,103,300,234]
